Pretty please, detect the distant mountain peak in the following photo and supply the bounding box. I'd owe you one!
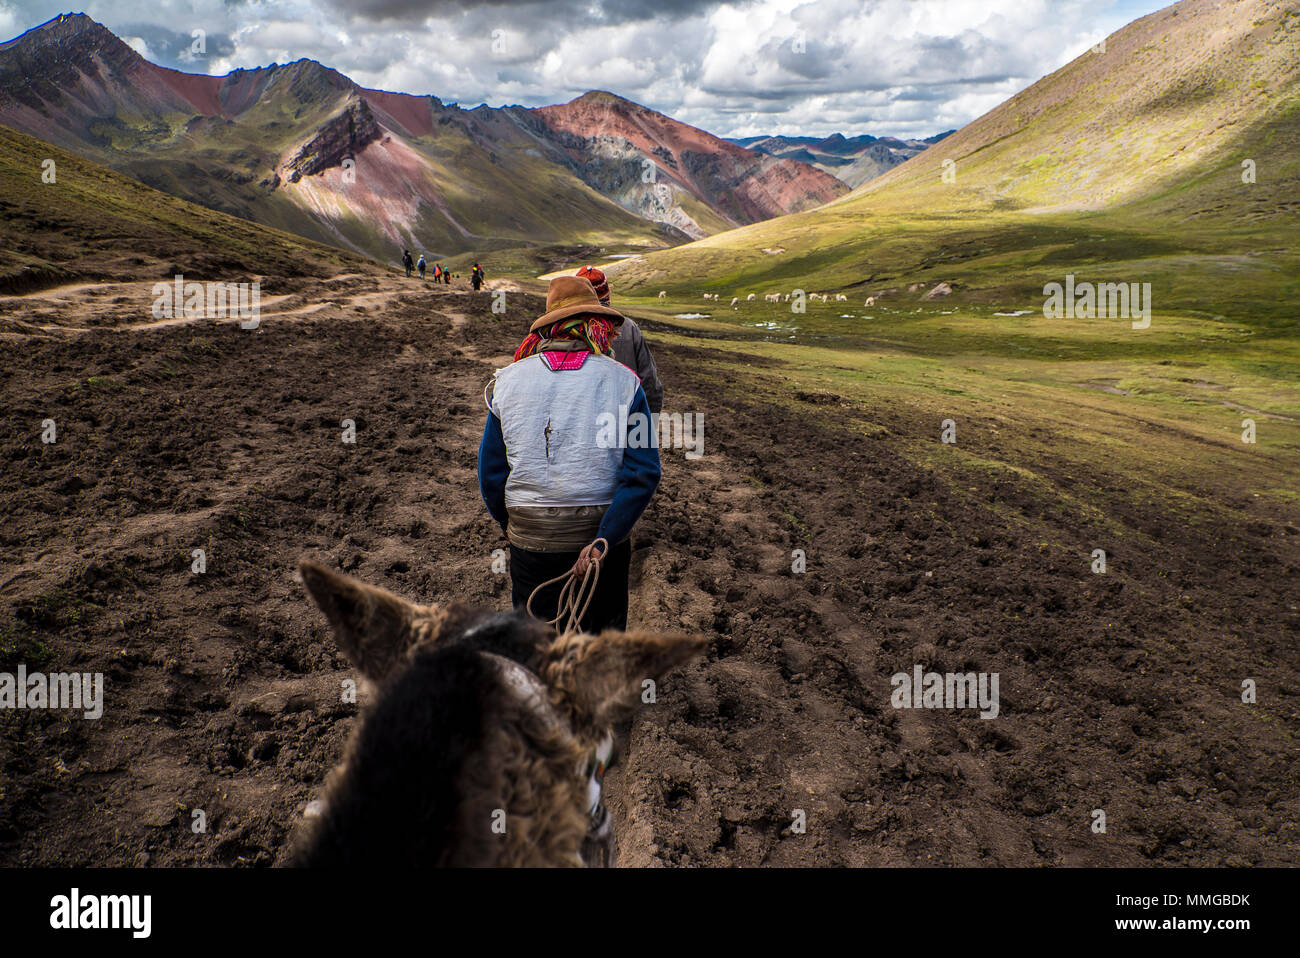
[574,90,627,104]
[268,57,354,87]
[730,130,942,188]
[30,11,116,44]
[36,11,97,33]
[3,11,125,53]
[567,90,640,113]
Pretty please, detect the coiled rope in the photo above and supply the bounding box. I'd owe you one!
[525,538,609,636]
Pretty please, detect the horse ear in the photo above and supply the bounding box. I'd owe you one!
[299,560,431,681]
[545,630,706,729]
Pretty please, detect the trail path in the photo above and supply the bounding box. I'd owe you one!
[1,273,1296,867]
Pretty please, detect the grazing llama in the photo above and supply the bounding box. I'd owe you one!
[290,560,704,867]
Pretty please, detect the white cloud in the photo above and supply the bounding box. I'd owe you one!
[122,35,153,58]
[3,0,1170,138]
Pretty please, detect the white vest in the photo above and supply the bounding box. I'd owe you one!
[490,353,640,508]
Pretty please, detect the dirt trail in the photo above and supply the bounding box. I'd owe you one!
[1,274,1297,867]
[0,276,435,336]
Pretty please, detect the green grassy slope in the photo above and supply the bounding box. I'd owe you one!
[607,0,1299,325]
[591,0,1299,572]
[0,124,369,292]
[834,0,1298,218]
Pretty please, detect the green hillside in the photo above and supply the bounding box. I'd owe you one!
[608,0,1300,327]
[598,0,1299,584]
[0,124,367,292]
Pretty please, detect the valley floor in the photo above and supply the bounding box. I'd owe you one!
[0,275,1297,865]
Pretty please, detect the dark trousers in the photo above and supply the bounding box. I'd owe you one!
[510,539,631,634]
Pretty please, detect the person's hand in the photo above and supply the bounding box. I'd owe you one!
[571,539,607,577]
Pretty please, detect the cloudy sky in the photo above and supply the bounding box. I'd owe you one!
[1,0,1170,138]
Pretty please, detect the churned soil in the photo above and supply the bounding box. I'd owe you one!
[1,274,1297,866]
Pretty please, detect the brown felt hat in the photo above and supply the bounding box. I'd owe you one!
[529,275,625,334]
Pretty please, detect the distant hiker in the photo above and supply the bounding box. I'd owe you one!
[402,249,413,277]
[444,268,452,286]
[471,263,485,291]
[577,265,663,414]
[417,254,426,280]
[433,263,442,282]
[479,275,660,634]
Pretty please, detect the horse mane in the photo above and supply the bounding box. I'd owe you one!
[291,611,555,867]
[291,643,497,867]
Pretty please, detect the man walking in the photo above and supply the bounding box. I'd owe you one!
[576,265,663,414]
[478,275,659,634]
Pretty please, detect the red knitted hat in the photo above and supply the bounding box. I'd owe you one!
[576,265,610,305]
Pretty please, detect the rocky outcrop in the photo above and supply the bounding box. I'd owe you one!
[281,99,381,182]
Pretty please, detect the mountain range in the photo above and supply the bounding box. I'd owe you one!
[729,131,952,189]
[0,13,866,263]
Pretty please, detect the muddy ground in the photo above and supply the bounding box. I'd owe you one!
[1,273,1297,866]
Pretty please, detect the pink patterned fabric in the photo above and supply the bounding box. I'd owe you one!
[540,351,590,371]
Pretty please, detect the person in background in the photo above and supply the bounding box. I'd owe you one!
[576,265,663,415]
[417,254,426,280]
[478,275,660,634]
[471,263,486,291]
[402,249,413,277]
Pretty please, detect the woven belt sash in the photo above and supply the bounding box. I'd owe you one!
[506,504,609,552]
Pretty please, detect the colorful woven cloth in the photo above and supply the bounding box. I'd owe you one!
[514,315,614,363]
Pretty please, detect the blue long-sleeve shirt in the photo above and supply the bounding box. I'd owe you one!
[478,385,661,548]
[478,412,510,532]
